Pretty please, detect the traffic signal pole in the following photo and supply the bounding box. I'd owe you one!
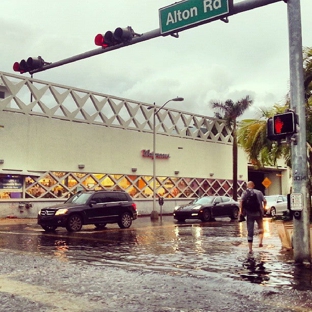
[287,0,310,263]
[29,28,161,75]
[28,0,283,75]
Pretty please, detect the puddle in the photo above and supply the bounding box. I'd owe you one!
[0,217,312,291]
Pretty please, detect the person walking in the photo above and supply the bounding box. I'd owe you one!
[239,181,267,255]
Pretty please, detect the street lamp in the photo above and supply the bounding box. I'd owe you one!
[148,97,184,220]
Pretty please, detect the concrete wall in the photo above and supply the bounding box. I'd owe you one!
[0,198,191,219]
[264,169,290,196]
[0,111,247,180]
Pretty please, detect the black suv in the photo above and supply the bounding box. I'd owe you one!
[37,190,138,232]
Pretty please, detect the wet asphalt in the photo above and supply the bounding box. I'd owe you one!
[0,216,311,311]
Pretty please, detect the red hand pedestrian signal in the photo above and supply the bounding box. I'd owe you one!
[267,111,297,140]
[272,112,296,136]
[274,117,284,134]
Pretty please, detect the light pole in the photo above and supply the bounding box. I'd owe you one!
[148,97,184,220]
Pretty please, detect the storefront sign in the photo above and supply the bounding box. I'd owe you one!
[0,177,23,190]
[141,150,170,159]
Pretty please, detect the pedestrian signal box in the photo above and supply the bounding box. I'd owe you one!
[273,112,296,136]
[267,111,297,141]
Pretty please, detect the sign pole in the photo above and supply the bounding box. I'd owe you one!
[287,0,310,263]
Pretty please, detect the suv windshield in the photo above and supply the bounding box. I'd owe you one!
[65,193,92,205]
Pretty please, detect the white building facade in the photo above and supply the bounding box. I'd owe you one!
[0,72,289,218]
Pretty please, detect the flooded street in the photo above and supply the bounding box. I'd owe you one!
[0,216,312,311]
[0,216,309,289]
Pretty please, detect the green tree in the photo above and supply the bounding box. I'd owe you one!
[237,105,290,168]
[238,48,312,167]
[304,47,312,144]
[303,47,312,104]
[210,96,252,200]
[237,47,312,211]
[303,47,312,201]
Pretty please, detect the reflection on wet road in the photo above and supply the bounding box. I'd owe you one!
[0,216,311,291]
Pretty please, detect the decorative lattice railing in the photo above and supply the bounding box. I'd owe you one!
[0,72,242,200]
[0,71,232,144]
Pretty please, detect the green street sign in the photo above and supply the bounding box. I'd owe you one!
[159,0,230,34]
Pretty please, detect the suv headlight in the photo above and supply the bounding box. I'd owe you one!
[55,209,68,216]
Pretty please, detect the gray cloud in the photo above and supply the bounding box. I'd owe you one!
[1,0,311,119]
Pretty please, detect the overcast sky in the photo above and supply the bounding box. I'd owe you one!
[1,0,312,119]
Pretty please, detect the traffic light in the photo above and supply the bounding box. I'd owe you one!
[94,26,136,48]
[266,111,297,141]
[13,56,45,74]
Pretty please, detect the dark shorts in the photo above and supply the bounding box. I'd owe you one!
[246,214,264,243]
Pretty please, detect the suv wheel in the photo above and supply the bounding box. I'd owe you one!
[118,212,132,229]
[66,214,83,232]
[94,223,107,230]
[42,225,57,232]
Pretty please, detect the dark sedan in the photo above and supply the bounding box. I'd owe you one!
[173,196,239,222]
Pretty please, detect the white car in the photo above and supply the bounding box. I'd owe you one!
[264,195,288,217]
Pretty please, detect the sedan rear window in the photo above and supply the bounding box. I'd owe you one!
[193,197,213,205]
[265,195,278,201]
[221,196,230,203]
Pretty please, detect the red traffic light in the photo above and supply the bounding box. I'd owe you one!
[94,31,117,48]
[12,56,45,74]
[94,34,109,48]
[13,62,22,72]
[94,26,135,48]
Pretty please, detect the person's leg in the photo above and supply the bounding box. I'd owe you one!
[246,216,255,253]
[258,233,263,247]
[256,217,264,247]
[248,241,253,253]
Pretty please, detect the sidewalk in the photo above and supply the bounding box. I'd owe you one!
[0,217,37,225]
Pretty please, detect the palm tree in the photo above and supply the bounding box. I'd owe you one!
[237,48,312,167]
[302,47,312,202]
[303,47,312,103]
[304,47,312,144]
[237,106,291,168]
[237,47,312,216]
[210,96,253,200]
